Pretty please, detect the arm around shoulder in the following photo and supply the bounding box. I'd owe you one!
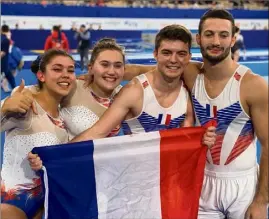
[124,64,155,81]
[182,61,202,91]
[70,80,143,142]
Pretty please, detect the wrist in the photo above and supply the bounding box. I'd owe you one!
[253,195,268,205]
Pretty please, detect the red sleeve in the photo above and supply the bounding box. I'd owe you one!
[64,38,70,52]
[44,36,52,51]
[61,33,69,52]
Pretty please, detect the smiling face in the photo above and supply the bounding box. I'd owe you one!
[154,39,191,81]
[38,55,76,98]
[196,18,236,64]
[90,49,125,94]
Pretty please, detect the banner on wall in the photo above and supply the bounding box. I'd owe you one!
[2,16,268,31]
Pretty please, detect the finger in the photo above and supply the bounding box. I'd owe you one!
[19,102,31,111]
[206,126,216,132]
[31,102,38,115]
[17,79,25,93]
[20,99,32,108]
[30,159,42,167]
[31,164,43,171]
[22,91,34,101]
[203,136,216,143]
[11,102,28,114]
[206,132,217,137]
[28,152,38,159]
[16,108,27,114]
[204,135,216,142]
[28,156,41,163]
[22,92,34,105]
[203,140,214,148]
[29,159,42,167]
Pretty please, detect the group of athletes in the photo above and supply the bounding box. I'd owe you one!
[0,9,268,219]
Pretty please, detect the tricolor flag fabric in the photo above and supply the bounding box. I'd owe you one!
[206,104,217,118]
[157,113,172,126]
[33,127,207,219]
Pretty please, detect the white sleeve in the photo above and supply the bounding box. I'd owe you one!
[1,110,32,132]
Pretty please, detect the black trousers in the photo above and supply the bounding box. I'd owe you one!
[79,48,89,71]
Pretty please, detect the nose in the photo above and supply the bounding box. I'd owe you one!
[212,34,220,46]
[169,53,177,63]
[62,68,71,78]
[107,65,116,75]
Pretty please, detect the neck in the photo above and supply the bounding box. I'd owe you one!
[151,69,181,93]
[35,89,62,117]
[202,56,239,81]
[90,83,113,98]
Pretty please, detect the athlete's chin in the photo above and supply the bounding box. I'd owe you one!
[165,72,182,80]
[52,89,71,99]
[102,81,120,90]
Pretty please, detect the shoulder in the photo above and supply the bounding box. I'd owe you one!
[75,79,85,89]
[241,69,268,103]
[242,69,267,89]
[114,78,143,102]
[182,61,202,90]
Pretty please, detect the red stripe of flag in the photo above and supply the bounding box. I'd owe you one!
[160,127,207,219]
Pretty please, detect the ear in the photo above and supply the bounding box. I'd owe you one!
[231,35,236,48]
[187,51,192,62]
[196,34,201,47]
[36,71,45,82]
[153,49,158,61]
[87,64,94,76]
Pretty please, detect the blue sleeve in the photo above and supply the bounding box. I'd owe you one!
[9,46,23,70]
[1,38,9,54]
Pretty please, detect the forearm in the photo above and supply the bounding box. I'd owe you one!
[69,131,94,143]
[254,144,268,203]
[124,64,155,81]
[69,126,107,143]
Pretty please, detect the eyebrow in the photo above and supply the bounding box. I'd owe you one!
[161,49,188,53]
[204,30,230,34]
[52,64,75,68]
[99,60,124,64]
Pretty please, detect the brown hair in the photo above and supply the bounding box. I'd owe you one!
[31,49,74,88]
[89,38,125,65]
[199,9,236,36]
[155,24,192,52]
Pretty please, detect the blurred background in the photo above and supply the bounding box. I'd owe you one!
[1,0,268,66]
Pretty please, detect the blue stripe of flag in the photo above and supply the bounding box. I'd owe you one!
[32,141,98,218]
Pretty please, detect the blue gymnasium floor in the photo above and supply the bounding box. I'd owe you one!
[1,49,268,163]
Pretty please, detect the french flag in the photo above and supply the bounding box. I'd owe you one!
[33,127,207,219]
[157,113,171,126]
[206,104,217,118]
